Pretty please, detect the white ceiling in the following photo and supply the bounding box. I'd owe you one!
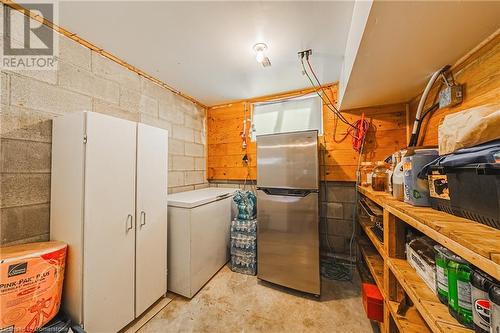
[339,0,500,110]
[59,1,355,106]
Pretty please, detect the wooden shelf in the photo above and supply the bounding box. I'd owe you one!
[358,185,391,207]
[387,300,431,333]
[356,185,498,332]
[358,237,385,296]
[388,258,472,333]
[358,186,499,278]
[359,218,386,259]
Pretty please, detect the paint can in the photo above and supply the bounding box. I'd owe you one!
[470,267,496,332]
[447,254,473,328]
[403,148,438,206]
[434,245,453,305]
[489,284,500,333]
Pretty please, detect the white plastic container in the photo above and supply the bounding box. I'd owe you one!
[403,148,438,206]
[167,188,236,298]
[393,159,405,201]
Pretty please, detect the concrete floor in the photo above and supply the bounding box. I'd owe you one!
[137,265,378,333]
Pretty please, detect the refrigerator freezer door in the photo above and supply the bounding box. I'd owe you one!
[257,189,320,295]
[257,130,319,190]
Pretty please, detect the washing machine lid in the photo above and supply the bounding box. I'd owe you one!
[168,188,236,209]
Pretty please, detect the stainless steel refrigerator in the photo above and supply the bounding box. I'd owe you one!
[256,130,320,295]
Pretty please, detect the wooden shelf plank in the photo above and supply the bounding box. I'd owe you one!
[358,238,385,296]
[388,258,472,333]
[358,185,390,207]
[358,186,500,278]
[359,218,387,259]
[387,300,431,333]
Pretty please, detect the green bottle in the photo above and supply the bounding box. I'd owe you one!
[434,245,452,305]
[447,254,473,328]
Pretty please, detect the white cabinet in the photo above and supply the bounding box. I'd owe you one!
[167,188,235,298]
[135,123,168,315]
[50,112,168,332]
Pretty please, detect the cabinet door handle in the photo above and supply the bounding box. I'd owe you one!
[126,214,133,232]
[140,211,146,227]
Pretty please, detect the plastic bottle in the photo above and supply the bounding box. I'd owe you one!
[402,148,439,206]
[447,255,473,328]
[386,153,398,194]
[392,153,405,201]
[434,245,453,305]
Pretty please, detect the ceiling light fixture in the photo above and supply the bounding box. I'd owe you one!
[253,43,271,67]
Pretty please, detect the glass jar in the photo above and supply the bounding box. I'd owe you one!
[360,162,374,187]
[372,161,388,192]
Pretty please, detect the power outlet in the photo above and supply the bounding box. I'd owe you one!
[439,84,463,108]
[298,49,312,59]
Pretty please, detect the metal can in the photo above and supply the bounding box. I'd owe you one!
[447,254,473,328]
[470,266,496,333]
[489,284,500,333]
[434,245,453,305]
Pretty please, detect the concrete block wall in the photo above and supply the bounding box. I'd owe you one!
[0,6,207,246]
[320,181,357,259]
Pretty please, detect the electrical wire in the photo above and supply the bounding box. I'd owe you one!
[241,102,256,194]
[300,57,354,129]
[348,125,368,269]
[305,57,353,127]
[320,123,368,282]
[300,54,369,151]
[302,51,369,281]
[319,136,355,281]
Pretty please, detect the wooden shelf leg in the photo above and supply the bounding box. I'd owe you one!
[383,210,405,259]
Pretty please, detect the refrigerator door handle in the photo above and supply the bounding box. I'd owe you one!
[262,188,312,197]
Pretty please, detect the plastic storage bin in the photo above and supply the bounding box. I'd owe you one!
[427,165,454,215]
[446,163,500,229]
[422,140,500,229]
[362,283,384,322]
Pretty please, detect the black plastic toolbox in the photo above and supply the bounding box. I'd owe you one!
[422,140,500,229]
[427,165,454,215]
[445,163,500,229]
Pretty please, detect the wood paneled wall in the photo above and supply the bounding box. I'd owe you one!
[409,32,500,146]
[207,84,408,181]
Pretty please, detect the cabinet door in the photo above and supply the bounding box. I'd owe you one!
[135,123,168,315]
[83,112,136,332]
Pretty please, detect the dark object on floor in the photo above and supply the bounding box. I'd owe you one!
[36,313,71,333]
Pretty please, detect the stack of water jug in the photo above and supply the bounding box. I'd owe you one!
[230,190,257,275]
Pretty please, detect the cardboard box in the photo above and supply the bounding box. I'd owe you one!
[1,241,67,332]
[406,237,437,294]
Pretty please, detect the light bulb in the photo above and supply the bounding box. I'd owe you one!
[256,51,265,63]
[253,43,268,63]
